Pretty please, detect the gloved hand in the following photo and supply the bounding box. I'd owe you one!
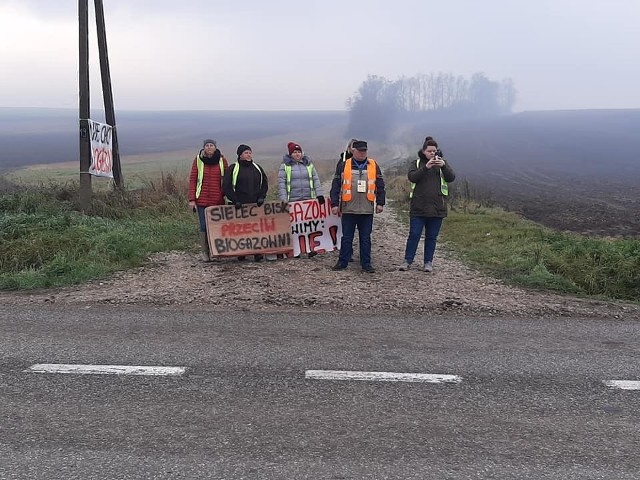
[256,198,265,207]
[316,195,325,206]
[234,201,242,209]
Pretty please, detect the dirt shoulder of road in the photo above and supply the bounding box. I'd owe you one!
[3,207,638,320]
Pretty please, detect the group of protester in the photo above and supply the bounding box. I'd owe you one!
[187,136,455,273]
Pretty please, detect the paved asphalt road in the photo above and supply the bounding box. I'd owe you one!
[0,304,638,479]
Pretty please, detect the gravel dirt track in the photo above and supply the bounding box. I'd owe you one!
[3,206,638,320]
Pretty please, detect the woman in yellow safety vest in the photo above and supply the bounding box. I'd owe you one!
[399,136,455,273]
[188,139,228,262]
[222,144,269,262]
[277,142,325,259]
[278,141,324,205]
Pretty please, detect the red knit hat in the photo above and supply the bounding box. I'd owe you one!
[287,142,302,155]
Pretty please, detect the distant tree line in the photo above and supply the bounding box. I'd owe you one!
[346,72,516,140]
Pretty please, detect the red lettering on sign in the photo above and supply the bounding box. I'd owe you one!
[329,225,339,247]
[92,147,112,174]
[308,231,322,253]
[220,218,279,237]
[290,201,305,223]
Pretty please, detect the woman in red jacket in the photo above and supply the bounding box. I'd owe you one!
[188,139,228,261]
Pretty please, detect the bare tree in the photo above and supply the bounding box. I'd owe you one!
[347,72,516,140]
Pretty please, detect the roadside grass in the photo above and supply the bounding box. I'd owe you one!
[388,175,639,302]
[1,169,639,303]
[0,176,195,289]
[443,207,639,299]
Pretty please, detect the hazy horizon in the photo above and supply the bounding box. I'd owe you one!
[3,106,640,115]
[1,0,639,112]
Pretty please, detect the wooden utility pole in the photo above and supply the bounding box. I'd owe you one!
[78,0,92,210]
[94,0,123,189]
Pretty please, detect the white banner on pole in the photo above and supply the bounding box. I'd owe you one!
[88,119,114,178]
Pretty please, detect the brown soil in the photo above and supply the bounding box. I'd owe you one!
[3,207,638,320]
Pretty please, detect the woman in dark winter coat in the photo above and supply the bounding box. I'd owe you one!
[222,144,269,262]
[222,144,268,208]
[188,139,228,261]
[399,136,455,272]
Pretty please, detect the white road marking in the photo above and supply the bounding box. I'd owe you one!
[25,364,186,376]
[305,370,462,384]
[604,380,640,390]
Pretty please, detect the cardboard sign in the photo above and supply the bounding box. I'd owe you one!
[288,198,341,256]
[205,202,292,257]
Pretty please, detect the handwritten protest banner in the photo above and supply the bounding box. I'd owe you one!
[205,202,292,257]
[88,119,113,178]
[289,198,341,256]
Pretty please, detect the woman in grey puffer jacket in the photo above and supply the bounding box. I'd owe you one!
[277,142,325,259]
[277,142,325,204]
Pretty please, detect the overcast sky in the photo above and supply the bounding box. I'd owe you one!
[1,0,638,112]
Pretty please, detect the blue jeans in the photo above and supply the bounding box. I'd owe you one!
[196,206,207,232]
[404,216,443,264]
[338,213,373,268]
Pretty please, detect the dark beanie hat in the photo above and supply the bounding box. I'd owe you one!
[203,138,216,147]
[287,142,302,155]
[237,144,252,157]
